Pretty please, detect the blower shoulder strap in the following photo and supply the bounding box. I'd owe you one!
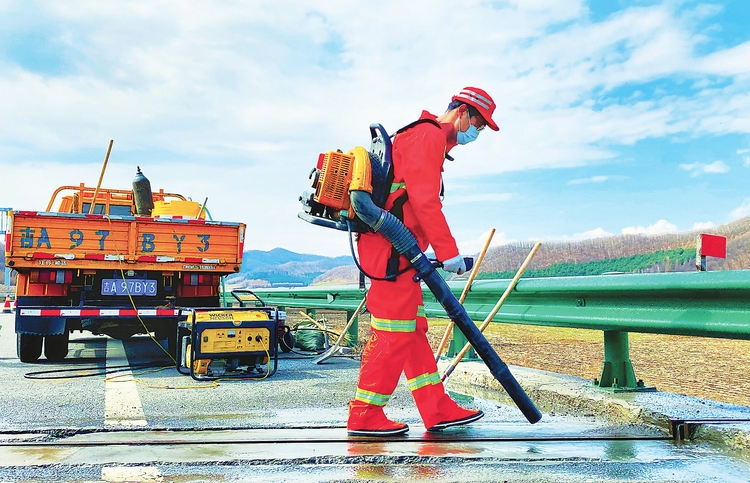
[386,117,442,194]
[384,118,442,280]
[394,118,442,136]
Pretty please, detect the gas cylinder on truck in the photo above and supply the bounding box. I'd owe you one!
[133,166,154,216]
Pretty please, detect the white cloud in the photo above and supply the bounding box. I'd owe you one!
[736,144,750,168]
[729,199,750,221]
[457,230,511,256]
[1,0,748,177]
[543,227,614,242]
[621,219,678,235]
[692,221,715,231]
[704,161,731,173]
[679,160,730,177]
[568,175,609,185]
[571,227,614,240]
[696,36,750,77]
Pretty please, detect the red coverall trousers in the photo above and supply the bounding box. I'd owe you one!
[348,231,474,430]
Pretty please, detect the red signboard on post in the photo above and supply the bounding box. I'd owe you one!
[698,234,727,259]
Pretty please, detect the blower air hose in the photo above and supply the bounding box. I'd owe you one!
[350,190,542,424]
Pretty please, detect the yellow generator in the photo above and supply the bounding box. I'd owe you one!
[176,307,279,380]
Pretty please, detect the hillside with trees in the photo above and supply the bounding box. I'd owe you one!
[311,216,750,285]
[479,216,750,277]
[476,247,695,280]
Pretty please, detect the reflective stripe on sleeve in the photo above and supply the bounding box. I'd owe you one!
[390,182,406,193]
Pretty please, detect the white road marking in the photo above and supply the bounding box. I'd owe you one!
[104,338,148,427]
[101,466,163,482]
[102,339,162,481]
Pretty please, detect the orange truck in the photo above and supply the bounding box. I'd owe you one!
[4,181,245,363]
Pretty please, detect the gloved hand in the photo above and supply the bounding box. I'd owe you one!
[442,254,467,275]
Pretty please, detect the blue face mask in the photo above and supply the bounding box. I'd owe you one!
[456,124,481,145]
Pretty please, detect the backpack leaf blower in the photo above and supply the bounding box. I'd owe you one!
[298,124,542,424]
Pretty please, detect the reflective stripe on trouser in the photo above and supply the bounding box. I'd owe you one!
[354,388,391,407]
[353,310,467,429]
[404,314,469,428]
[407,371,441,391]
[370,316,416,333]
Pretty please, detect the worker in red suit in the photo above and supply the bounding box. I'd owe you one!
[348,87,500,436]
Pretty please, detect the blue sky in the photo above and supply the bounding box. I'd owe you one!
[1,0,749,257]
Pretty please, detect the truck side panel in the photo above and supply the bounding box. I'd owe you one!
[6,212,245,273]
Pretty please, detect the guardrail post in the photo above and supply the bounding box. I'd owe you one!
[446,322,478,360]
[595,330,652,392]
[345,309,359,346]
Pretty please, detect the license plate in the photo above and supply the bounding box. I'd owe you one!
[102,279,158,296]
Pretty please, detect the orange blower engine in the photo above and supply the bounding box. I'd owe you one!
[298,125,393,233]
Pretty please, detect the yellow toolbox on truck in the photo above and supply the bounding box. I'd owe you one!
[3,180,246,363]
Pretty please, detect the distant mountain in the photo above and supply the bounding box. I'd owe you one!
[226,248,352,288]
[310,265,360,286]
[240,247,347,268]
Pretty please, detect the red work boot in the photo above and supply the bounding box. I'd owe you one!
[347,400,409,437]
[410,380,483,430]
[426,408,484,432]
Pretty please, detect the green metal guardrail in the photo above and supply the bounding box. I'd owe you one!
[233,270,750,391]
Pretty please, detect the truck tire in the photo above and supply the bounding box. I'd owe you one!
[44,333,70,362]
[17,334,43,363]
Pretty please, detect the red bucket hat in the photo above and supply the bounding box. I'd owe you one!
[451,87,499,131]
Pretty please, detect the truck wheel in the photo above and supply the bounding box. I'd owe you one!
[44,333,70,362]
[17,334,43,363]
